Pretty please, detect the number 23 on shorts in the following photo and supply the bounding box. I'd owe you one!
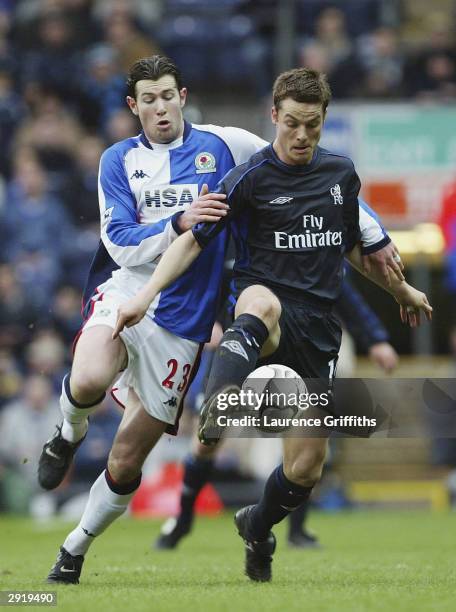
[161,359,192,392]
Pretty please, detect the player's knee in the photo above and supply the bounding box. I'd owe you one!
[108,446,143,484]
[284,448,326,487]
[246,295,281,330]
[70,367,110,404]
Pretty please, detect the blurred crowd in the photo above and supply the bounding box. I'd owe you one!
[1,0,456,514]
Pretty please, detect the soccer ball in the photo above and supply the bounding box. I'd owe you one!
[242,364,307,433]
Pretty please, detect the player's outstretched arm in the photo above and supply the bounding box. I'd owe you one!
[346,245,433,328]
[112,231,202,338]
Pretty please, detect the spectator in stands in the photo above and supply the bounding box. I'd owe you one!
[101,5,162,73]
[311,7,353,69]
[104,107,138,144]
[0,1,16,73]
[63,134,105,229]
[19,9,81,104]
[0,263,39,355]
[14,90,82,189]
[51,285,83,346]
[404,15,456,101]
[59,0,100,50]
[298,7,364,98]
[79,44,125,130]
[25,328,68,391]
[92,0,163,32]
[0,348,22,409]
[1,154,75,310]
[0,67,26,176]
[357,27,404,98]
[0,373,60,511]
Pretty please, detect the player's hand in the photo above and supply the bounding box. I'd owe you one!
[112,295,151,339]
[368,342,399,373]
[362,241,405,286]
[394,283,433,327]
[178,184,228,231]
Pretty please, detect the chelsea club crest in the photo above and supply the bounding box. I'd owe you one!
[195,152,216,174]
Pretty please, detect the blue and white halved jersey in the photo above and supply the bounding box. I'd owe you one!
[84,121,390,343]
[83,121,267,342]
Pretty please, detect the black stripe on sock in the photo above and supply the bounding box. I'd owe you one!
[64,374,106,409]
[105,469,142,495]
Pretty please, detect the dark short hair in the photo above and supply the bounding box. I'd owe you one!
[273,68,332,112]
[126,55,184,98]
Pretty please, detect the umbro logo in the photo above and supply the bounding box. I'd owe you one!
[130,170,150,179]
[269,196,294,204]
[221,340,249,361]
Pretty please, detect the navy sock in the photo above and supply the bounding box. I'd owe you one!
[179,455,214,523]
[288,499,311,537]
[204,313,269,399]
[248,465,313,541]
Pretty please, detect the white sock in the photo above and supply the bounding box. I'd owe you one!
[63,470,139,556]
[59,375,104,443]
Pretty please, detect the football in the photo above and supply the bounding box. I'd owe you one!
[242,364,308,433]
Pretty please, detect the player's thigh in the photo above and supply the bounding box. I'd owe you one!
[282,436,329,484]
[234,284,282,356]
[109,388,168,479]
[72,325,128,390]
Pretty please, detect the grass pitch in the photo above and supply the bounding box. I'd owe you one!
[1,510,455,611]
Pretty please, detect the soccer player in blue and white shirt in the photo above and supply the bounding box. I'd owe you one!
[40,56,403,584]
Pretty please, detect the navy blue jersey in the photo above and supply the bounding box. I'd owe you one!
[193,144,388,304]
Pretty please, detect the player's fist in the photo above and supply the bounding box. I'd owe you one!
[368,342,399,373]
[112,295,150,339]
[178,183,228,231]
[362,241,405,286]
[394,282,433,327]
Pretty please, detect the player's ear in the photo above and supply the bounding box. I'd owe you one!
[126,96,139,116]
[179,87,187,108]
[271,105,278,124]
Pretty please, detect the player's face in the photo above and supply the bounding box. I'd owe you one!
[126,75,187,144]
[271,99,325,165]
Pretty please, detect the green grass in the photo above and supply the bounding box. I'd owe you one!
[1,510,456,611]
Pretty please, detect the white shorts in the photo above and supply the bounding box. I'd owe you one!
[81,285,202,433]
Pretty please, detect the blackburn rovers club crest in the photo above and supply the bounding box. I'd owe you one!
[195,152,216,174]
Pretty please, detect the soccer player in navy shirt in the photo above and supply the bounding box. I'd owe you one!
[114,68,432,582]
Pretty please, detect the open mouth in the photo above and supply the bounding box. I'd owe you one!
[157,120,171,129]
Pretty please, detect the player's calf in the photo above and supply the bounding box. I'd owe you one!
[155,452,215,550]
[283,438,327,487]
